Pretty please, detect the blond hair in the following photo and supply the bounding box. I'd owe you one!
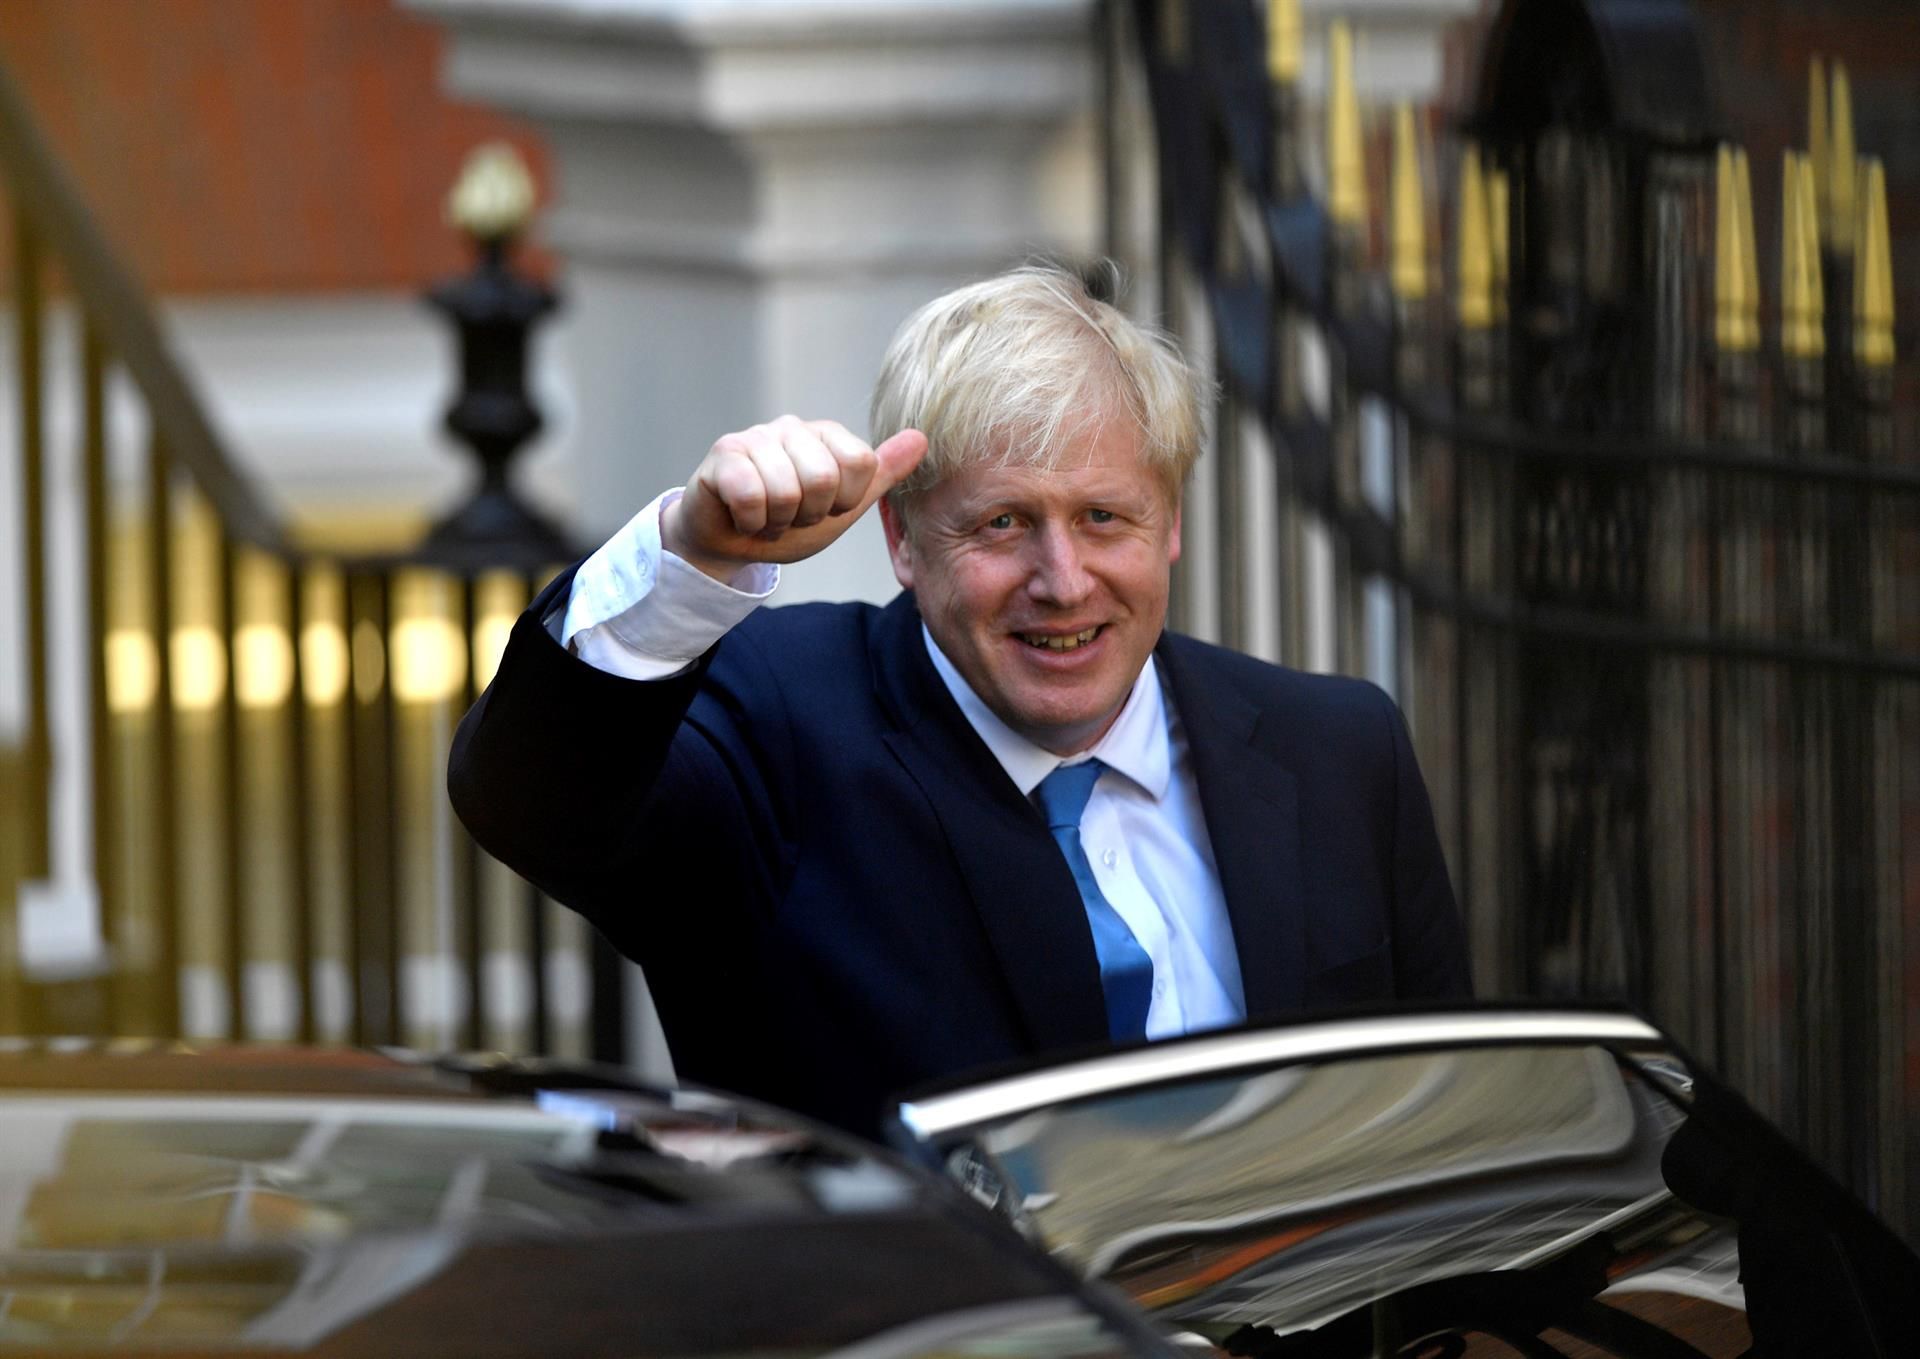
[870,264,1204,517]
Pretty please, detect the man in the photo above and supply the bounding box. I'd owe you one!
[450,265,1469,1137]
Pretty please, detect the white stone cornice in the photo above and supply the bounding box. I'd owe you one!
[432,30,1091,129]
[408,0,1091,42]
[547,205,1067,277]
[408,0,1094,129]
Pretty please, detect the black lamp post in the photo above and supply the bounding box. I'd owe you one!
[421,143,574,569]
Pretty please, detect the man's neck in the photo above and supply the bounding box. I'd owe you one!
[919,624,1169,799]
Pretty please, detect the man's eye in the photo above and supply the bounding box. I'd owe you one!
[986,513,1015,531]
[1087,508,1116,524]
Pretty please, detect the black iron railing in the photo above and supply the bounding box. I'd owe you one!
[1108,0,1918,1237]
[0,60,625,1064]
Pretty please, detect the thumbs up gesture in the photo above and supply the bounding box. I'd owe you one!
[661,416,928,582]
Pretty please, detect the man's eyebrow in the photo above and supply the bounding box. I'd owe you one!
[1074,480,1156,507]
[948,485,1037,517]
[945,471,1154,518]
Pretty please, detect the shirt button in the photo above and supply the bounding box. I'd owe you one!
[1101,848,1117,868]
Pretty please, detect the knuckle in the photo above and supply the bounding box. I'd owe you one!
[719,472,764,508]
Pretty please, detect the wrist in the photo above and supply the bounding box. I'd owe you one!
[660,495,747,585]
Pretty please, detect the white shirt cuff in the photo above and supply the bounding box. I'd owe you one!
[561,489,778,681]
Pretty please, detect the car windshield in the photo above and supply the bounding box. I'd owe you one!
[0,1084,1157,1357]
[912,1037,1753,1357]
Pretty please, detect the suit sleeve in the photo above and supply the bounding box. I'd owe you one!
[1378,689,1474,1000]
[447,565,791,943]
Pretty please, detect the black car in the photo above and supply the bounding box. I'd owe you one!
[2,1008,1916,1357]
[890,1006,1920,1358]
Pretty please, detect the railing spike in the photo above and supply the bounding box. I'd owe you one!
[1734,148,1760,327]
[1456,144,1493,330]
[1390,103,1427,302]
[1808,57,1830,242]
[1266,0,1301,85]
[1827,61,1857,256]
[1782,150,1825,359]
[1715,146,1740,350]
[1855,158,1895,366]
[1326,21,1367,228]
[1715,145,1759,353]
[1487,165,1510,322]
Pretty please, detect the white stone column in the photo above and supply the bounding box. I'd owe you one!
[408,0,1100,605]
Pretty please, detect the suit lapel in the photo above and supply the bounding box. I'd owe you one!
[869,595,1111,1052]
[1157,635,1306,1018]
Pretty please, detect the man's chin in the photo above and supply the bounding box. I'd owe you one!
[995,689,1126,756]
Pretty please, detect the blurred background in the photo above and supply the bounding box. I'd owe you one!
[0,0,1914,1238]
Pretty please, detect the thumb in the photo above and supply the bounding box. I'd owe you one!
[872,428,928,494]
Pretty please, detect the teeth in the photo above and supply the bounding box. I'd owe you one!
[1021,628,1100,652]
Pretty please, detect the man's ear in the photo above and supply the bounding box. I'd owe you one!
[1167,498,1182,566]
[879,495,915,590]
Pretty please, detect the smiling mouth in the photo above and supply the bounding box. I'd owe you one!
[1018,626,1103,652]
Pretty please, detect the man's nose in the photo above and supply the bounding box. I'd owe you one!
[1025,523,1094,605]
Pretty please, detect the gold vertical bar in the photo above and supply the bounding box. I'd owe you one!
[287,562,317,1045]
[454,574,484,1051]
[297,563,348,1042]
[380,573,403,1047]
[220,534,248,1040]
[81,318,118,1034]
[17,210,51,883]
[342,571,369,1048]
[345,570,398,1047]
[146,433,182,1036]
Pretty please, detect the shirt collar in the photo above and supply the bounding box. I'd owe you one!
[920,623,1171,800]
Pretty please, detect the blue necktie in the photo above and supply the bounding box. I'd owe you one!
[1034,760,1153,1042]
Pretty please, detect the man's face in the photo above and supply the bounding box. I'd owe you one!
[881,423,1181,756]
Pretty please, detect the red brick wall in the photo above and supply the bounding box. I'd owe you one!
[0,0,551,296]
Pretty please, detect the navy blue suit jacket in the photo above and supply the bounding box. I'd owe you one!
[449,568,1469,1136]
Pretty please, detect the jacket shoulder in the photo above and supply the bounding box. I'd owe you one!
[1159,631,1392,722]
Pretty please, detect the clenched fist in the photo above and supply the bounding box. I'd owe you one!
[661,416,928,582]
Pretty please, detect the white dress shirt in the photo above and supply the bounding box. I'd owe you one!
[561,491,1249,1038]
[920,630,1246,1036]
[562,489,775,680]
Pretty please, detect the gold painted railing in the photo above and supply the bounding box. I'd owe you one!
[0,61,624,1062]
[1107,0,1919,1238]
